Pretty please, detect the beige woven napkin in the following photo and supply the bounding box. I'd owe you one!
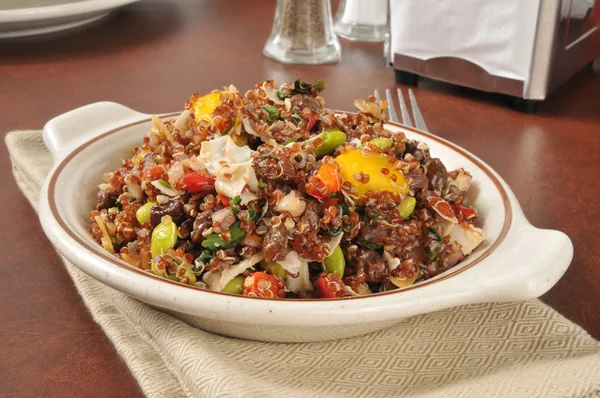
[6,130,600,398]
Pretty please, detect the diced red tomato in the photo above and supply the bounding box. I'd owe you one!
[217,193,230,207]
[315,273,345,298]
[242,272,284,298]
[183,173,215,193]
[323,196,339,208]
[306,114,319,131]
[305,163,341,200]
[146,165,165,180]
[451,203,477,220]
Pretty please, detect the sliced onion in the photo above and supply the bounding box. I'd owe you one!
[325,232,344,256]
[264,87,284,105]
[152,115,174,143]
[285,259,313,292]
[277,250,303,274]
[203,252,265,291]
[124,175,143,199]
[173,110,191,134]
[275,190,306,217]
[151,180,184,196]
[242,117,259,136]
[211,208,235,230]
[167,162,184,188]
[239,190,258,205]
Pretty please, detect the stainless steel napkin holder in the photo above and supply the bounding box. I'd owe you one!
[386,0,600,112]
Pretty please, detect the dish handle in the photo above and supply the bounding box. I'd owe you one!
[43,102,148,161]
[474,226,573,302]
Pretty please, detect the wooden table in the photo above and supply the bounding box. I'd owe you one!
[1,0,599,396]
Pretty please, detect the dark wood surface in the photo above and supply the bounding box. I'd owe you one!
[1,0,599,396]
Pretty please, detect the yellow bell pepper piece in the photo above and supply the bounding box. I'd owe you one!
[334,149,408,198]
[191,91,224,123]
[191,90,243,141]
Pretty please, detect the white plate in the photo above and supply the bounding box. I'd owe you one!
[38,102,573,342]
[0,0,140,38]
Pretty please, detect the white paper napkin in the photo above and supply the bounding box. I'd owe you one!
[389,0,541,83]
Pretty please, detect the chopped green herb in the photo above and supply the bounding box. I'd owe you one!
[324,225,343,236]
[327,192,338,199]
[282,137,299,145]
[223,122,235,135]
[196,251,213,266]
[369,211,380,221]
[427,248,438,261]
[158,179,171,188]
[292,79,325,94]
[247,209,258,222]
[154,158,161,164]
[339,205,350,216]
[201,222,246,250]
[262,105,280,124]
[290,113,303,125]
[427,227,443,242]
[277,88,290,100]
[231,205,240,215]
[261,153,278,160]
[232,195,241,205]
[114,200,122,211]
[361,240,383,251]
[257,181,267,189]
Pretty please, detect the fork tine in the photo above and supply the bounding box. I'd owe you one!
[385,89,399,123]
[374,89,381,102]
[408,89,429,132]
[397,88,412,128]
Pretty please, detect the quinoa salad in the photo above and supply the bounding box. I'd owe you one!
[90,79,484,299]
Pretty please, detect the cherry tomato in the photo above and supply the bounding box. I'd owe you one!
[242,272,284,298]
[305,163,341,199]
[315,272,345,298]
[183,173,215,193]
[451,203,477,220]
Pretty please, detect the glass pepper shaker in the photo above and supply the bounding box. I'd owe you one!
[263,0,341,65]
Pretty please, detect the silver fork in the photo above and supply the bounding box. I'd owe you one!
[374,88,429,132]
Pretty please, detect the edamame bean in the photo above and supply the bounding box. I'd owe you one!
[178,263,197,285]
[136,201,156,224]
[222,275,246,294]
[370,137,393,149]
[323,246,345,276]
[261,261,288,278]
[314,129,346,157]
[398,196,416,219]
[150,215,178,257]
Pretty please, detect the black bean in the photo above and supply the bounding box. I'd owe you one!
[150,198,187,226]
[262,223,288,262]
[355,249,387,283]
[406,140,430,163]
[290,94,323,113]
[405,171,429,192]
[96,190,118,210]
[253,156,297,184]
[426,158,447,193]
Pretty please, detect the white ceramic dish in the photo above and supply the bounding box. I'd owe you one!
[38,102,573,342]
[0,0,140,38]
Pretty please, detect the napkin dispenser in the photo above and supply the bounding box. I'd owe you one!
[386,0,600,111]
